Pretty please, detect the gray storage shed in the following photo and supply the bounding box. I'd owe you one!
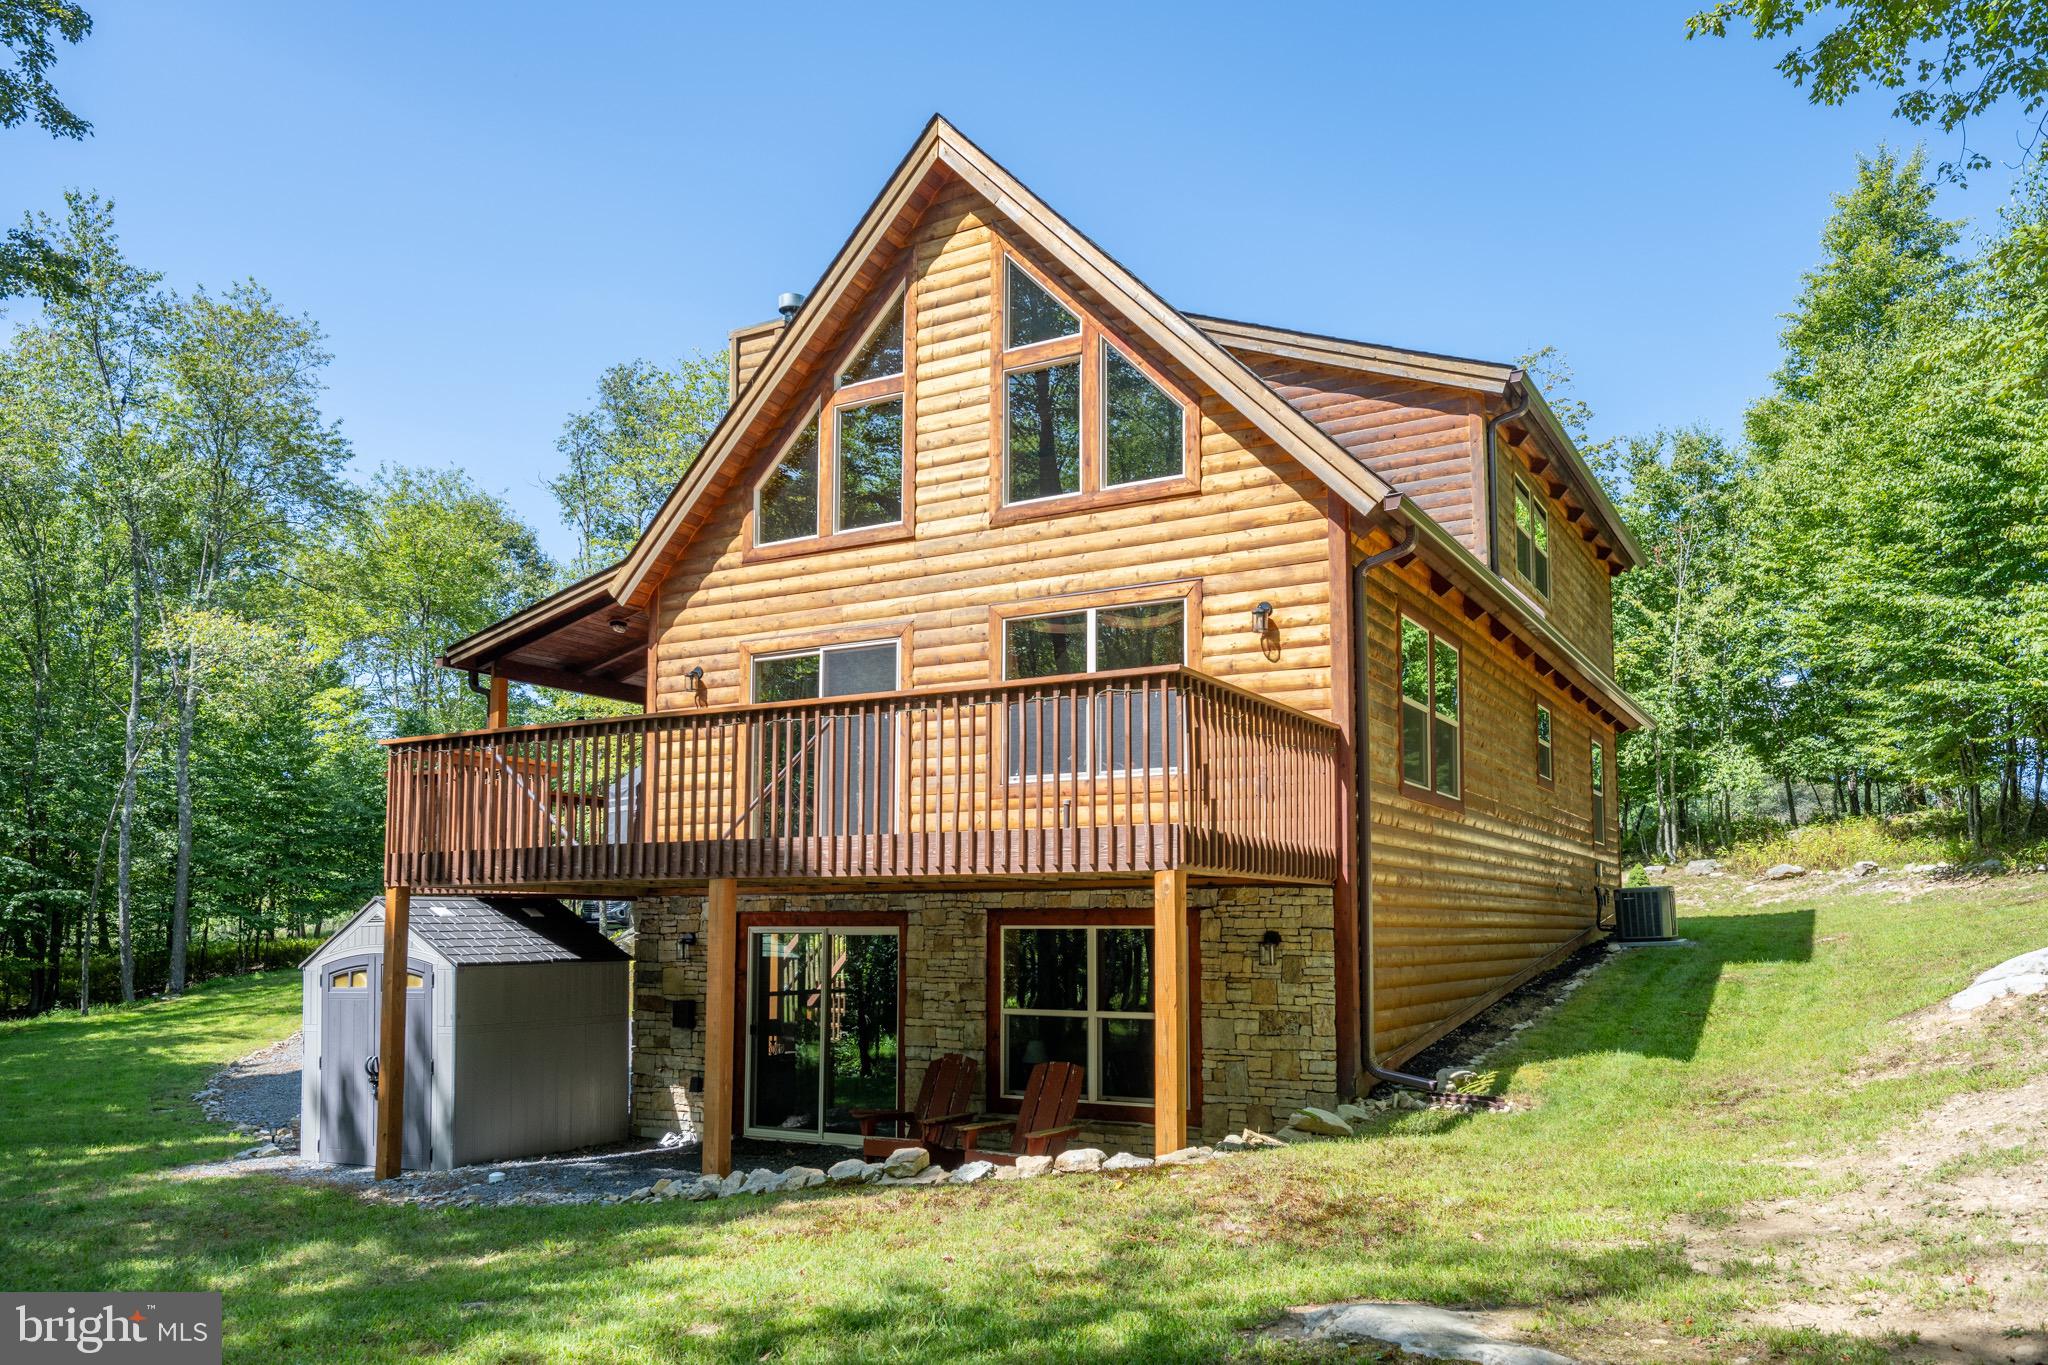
[300,895,630,1172]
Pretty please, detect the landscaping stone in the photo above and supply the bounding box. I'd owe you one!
[1948,947,2048,1012]
[1013,1154,1053,1177]
[1683,858,1721,876]
[1289,1107,1354,1137]
[1848,860,1881,877]
[1335,1102,1375,1126]
[1904,862,1952,876]
[1279,1301,1578,1365]
[715,1171,747,1197]
[739,1168,784,1195]
[1237,1130,1288,1149]
[650,1177,672,1195]
[1053,1147,1105,1173]
[949,1160,995,1184]
[1101,1152,1153,1171]
[880,1146,929,1178]
[684,1178,719,1200]
[824,1157,870,1186]
[1273,1126,1314,1143]
[1394,1091,1428,1111]
[1760,863,1806,881]
[1963,857,2006,876]
[780,1166,826,1190]
[1214,1134,1246,1153]
[486,1171,506,1184]
[878,1165,947,1187]
[1154,1146,1210,1166]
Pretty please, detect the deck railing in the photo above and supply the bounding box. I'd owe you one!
[382,666,1341,888]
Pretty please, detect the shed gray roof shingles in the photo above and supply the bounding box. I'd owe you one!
[372,896,628,965]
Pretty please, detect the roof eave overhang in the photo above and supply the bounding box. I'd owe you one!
[1381,497,1654,732]
[1512,383,1643,571]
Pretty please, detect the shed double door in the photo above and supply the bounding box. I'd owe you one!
[319,956,432,1169]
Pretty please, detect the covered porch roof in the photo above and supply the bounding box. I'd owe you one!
[437,564,651,705]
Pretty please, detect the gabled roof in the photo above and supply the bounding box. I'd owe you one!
[307,896,629,967]
[607,114,1400,609]
[439,115,1647,728]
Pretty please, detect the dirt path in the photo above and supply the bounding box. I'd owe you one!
[1683,990,2048,1362]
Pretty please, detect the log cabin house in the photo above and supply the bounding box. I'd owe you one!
[368,116,1649,1178]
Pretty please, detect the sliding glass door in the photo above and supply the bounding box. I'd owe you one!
[746,928,900,1144]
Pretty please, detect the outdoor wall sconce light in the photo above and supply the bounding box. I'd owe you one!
[678,930,697,961]
[686,665,704,683]
[1250,601,1274,636]
[608,616,629,634]
[1259,929,1282,967]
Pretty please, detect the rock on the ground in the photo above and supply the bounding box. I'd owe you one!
[824,1157,871,1186]
[1154,1146,1210,1166]
[1237,1129,1288,1149]
[715,1171,747,1197]
[1281,1301,1578,1365]
[684,1178,720,1201]
[1903,862,1952,876]
[1948,947,2048,1012]
[780,1166,826,1190]
[1963,856,2006,876]
[1053,1147,1105,1173]
[881,1146,929,1178]
[950,1160,995,1184]
[1101,1152,1153,1171]
[1014,1154,1053,1177]
[1289,1107,1354,1137]
[1683,858,1721,876]
[879,1165,947,1187]
[739,1168,784,1195]
[487,1170,506,1184]
[1335,1102,1375,1126]
[1848,859,1881,877]
[1760,863,1806,881]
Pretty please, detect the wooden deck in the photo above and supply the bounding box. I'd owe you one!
[383,666,1341,891]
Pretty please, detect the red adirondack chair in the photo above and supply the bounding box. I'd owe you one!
[948,1060,1084,1165]
[853,1052,979,1160]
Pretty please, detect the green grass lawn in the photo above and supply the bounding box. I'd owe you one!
[4,878,2047,1363]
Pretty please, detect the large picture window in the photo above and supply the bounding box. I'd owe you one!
[999,925,1153,1103]
[996,252,1192,516]
[753,289,909,548]
[1002,597,1185,778]
[1399,617,1461,800]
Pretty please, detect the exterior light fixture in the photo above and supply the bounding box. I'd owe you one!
[1250,601,1274,635]
[686,666,704,683]
[1259,929,1282,967]
[608,617,629,635]
[678,931,697,961]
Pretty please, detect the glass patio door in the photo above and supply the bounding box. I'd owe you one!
[746,928,900,1144]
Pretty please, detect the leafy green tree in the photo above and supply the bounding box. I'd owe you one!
[547,354,725,574]
[2,0,92,301]
[299,466,552,738]
[1688,0,2048,182]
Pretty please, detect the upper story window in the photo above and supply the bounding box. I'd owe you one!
[753,289,909,549]
[1399,617,1461,800]
[1590,739,1606,845]
[1536,704,1554,782]
[1513,475,1551,597]
[997,253,1193,518]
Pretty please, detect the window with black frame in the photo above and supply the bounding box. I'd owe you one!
[999,924,1154,1103]
[1001,599,1185,779]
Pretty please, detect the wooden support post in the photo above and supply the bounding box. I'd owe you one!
[373,884,411,1180]
[700,877,738,1178]
[1152,867,1189,1156]
[486,671,510,730]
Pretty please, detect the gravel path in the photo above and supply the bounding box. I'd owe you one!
[210,1031,302,1133]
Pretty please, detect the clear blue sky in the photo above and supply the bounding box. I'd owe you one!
[8,1,2026,561]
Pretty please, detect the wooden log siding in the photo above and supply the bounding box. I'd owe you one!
[382,667,1341,890]
[1363,559,1619,1063]
[1493,439,1617,672]
[648,183,1343,727]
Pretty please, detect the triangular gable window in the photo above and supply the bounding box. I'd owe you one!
[1005,259,1079,349]
[996,249,1194,519]
[840,305,905,387]
[751,288,912,551]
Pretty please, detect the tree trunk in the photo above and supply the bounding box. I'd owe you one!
[116,536,144,1004]
[1783,772,1798,828]
[168,679,196,995]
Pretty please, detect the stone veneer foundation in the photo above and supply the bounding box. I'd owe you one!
[631,883,1338,1154]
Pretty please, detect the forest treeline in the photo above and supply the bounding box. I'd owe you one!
[3,150,2044,1015]
[1600,148,2048,859]
[0,194,724,1015]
